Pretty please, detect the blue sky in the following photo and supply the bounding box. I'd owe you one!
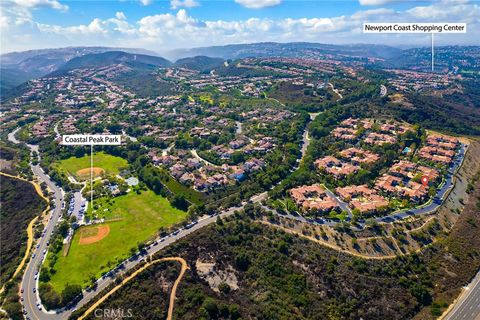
[1,0,479,54]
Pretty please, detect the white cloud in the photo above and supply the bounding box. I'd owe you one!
[1,2,479,53]
[170,0,199,9]
[139,0,152,6]
[235,0,281,9]
[351,8,395,19]
[116,11,126,20]
[13,0,68,11]
[358,0,396,6]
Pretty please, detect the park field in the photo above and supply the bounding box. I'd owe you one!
[47,189,187,292]
[54,152,128,181]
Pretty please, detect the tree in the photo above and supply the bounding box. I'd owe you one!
[201,298,219,319]
[277,240,289,255]
[170,194,189,211]
[40,283,61,309]
[218,282,231,294]
[61,283,82,304]
[234,252,250,271]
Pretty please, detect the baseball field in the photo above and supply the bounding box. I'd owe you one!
[46,189,187,292]
[54,152,128,181]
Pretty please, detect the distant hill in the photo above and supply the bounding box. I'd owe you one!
[56,51,172,72]
[0,46,160,94]
[174,56,225,72]
[165,42,403,60]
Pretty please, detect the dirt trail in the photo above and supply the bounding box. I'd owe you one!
[0,172,48,294]
[78,257,188,320]
[260,221,399,260]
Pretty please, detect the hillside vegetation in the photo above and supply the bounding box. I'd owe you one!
[0,175,46,285]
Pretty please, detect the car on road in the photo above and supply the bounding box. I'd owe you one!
[184,221,198,229]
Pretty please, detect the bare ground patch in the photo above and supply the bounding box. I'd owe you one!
[79,225,110,245]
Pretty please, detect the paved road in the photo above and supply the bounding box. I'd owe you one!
[380,84,387,97]
[328,82,343,100]
[190,149,218,167]
[322,185,352,218]
[9,121,467,319]
[8,128,65,320]
[10,124,268,319]
[42,195,264,320]
[374,143,466,224]
[444,270,480,320]
[270,144,467,229]
[20,164,65,320]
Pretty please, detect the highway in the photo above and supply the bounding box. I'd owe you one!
[444,270,480,320]
[7,122,467,320]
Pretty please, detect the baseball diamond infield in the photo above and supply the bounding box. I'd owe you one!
[78,225,110,245]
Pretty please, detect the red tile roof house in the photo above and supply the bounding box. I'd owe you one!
[339,118,373,129]
[375,174,428,202]
[335,185,389,213]
[417,134,459,164]
[338,147,380,165]
[315,156,359,179]
[426,134,459,149]
[331,127,358,141]
[364,132,397,145]
[289,184,340,214]
[389,160,440,184]
[417,146,455,164]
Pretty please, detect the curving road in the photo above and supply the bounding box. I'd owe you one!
[444,270,480,320]
[9,121,467,320]
[374,143,466,224]
[9,124,269,320]
[270,143,467,229]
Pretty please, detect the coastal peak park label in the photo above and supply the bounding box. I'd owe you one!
[363,22,467,71]
[62,134,122,211]
[62,134,121,146]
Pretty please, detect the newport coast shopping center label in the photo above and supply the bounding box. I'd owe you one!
[62,134,122,145]
[363,23,466,33]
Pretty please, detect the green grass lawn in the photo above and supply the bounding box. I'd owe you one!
[47,189,186,292]
[54,152,128,181]
[158,167,205,205]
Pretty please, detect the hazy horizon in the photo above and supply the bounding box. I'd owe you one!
[1,0,478,55]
